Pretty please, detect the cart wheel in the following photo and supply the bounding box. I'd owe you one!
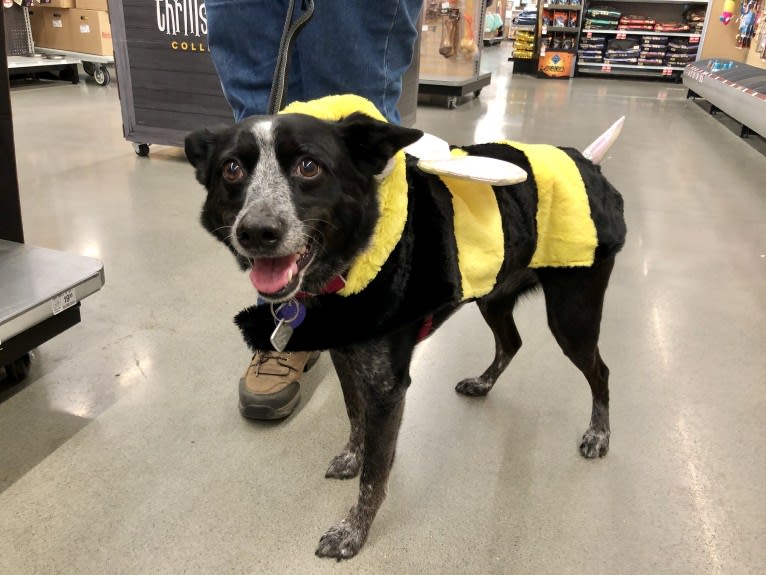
[2,354,31,384]
[474,89,482,98]
[94,66,110,86]
[447,96,458,109]
[83,61,96,76]
[134,143,151,157]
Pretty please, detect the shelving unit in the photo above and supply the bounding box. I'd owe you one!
[538,3,584,77]
[576,0,711,79]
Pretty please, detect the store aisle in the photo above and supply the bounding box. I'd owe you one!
[1,58,764,575]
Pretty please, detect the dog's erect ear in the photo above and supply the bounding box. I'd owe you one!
[338,112,423,177]
[185,128,219,185]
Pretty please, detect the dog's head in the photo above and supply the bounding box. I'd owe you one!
[185,112,422,302]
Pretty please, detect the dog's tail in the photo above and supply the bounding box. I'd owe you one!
[583,116,625,165]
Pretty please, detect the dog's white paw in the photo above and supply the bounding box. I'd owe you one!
[455,377,493,397]
[325,448,362,479]
[579,429,610,458]
[315,518,367,560]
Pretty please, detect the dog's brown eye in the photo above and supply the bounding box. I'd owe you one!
[223,160,244,183]
[296,158,320,178]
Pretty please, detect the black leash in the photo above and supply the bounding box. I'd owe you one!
[267,0,316,115]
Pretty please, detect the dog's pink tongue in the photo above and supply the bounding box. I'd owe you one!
[249,255,299,294]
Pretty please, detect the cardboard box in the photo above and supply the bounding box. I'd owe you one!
[75,0,108,11]
[28,7,48,47]
[69,9,113,55]
[46,0,76,8]
[39,8,73,50]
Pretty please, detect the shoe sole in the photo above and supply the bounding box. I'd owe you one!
[238,351,321,420]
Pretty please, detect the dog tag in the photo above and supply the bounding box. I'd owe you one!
[270,320,294,352]
[269,300,306,352]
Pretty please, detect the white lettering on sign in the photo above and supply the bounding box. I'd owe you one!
[155,0,207,37]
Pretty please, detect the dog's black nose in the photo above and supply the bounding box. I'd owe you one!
[236,220,283,250]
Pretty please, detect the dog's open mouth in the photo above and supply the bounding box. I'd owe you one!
[248,243,313,299]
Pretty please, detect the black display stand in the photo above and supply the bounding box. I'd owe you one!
[107,0,234,155]
[1,6,24,245]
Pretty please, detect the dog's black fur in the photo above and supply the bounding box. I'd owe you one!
[186,111,626,560]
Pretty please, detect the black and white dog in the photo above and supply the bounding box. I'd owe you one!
[185,95,626,560]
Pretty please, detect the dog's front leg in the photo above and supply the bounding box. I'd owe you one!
[325,349,366,479]
[316,337,412,560]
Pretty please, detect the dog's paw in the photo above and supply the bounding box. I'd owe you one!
[455,377,493,397]
[315,518,367,560]
[325,448,362,479]
[579,429,610,458]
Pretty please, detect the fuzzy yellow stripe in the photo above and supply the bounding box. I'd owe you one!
[438,148,505,300]
[500,142,597,268]
[281,95,408,296]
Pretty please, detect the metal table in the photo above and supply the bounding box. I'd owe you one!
[0,240,104,369]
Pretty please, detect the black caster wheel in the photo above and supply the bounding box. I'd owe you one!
[2,354,31,384]
[473,89,482,98]
[94,66,110,86]
[83,61,96,76]
[133,143,151,157]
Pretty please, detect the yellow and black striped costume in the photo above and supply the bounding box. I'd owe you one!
[235,96,626,351]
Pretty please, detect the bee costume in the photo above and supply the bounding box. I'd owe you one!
[235,95,626,351]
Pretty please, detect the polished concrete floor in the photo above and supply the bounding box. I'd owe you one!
[1,48,765,574]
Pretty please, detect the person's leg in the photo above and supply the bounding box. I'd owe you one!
[207,0,317,421]
[294,0,422,123]
[206,0,303,120]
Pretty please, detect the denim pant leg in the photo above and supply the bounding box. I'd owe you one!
[206,0,303,121]
[294,0,422,124]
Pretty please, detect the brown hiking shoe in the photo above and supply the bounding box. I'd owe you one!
[239,350,321,420]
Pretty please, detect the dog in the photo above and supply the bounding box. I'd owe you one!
[185,94,626,560]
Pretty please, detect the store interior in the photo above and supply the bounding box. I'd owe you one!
[1,0,765,572]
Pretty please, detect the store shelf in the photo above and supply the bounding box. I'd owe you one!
[543,4,583,9]
[545,26,581,32]
[582,29,701,38]
[578,61,686,70]
[597,0,706,3]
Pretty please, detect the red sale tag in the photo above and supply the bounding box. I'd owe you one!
[587,31,592,38]
[602,64,612,72]
[617,32,626,40]
[662,67,672,76]
[690,35,700,43]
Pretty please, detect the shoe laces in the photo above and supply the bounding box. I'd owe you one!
[251,351,296,377]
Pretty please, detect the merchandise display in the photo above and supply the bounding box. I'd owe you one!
[420,0,492,107]
[6,0,114,85]
[578,0,711,79]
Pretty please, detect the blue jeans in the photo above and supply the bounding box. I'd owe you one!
[206,0,422,124]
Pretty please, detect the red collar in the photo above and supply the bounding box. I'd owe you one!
[297,275,346,298]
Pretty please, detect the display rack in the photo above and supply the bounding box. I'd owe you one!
[537,2,583,77]
[576,0,711,80]
[419,0,492,108]
[35,47,114,86]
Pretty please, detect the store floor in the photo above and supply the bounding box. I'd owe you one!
[1,50,765,574]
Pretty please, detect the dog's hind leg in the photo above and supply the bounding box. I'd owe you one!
[537,257,616,459]
[317,329,417,560]
[456,273,538,397]
[325,354,365,480]
[455,297,523,397]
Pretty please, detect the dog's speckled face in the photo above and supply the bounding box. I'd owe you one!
[185,112,421,302]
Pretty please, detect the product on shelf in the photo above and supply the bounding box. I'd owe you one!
[618,15,657,31]
[553,10,568,26]
[585,6,621,29]
[653,21,690,32]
